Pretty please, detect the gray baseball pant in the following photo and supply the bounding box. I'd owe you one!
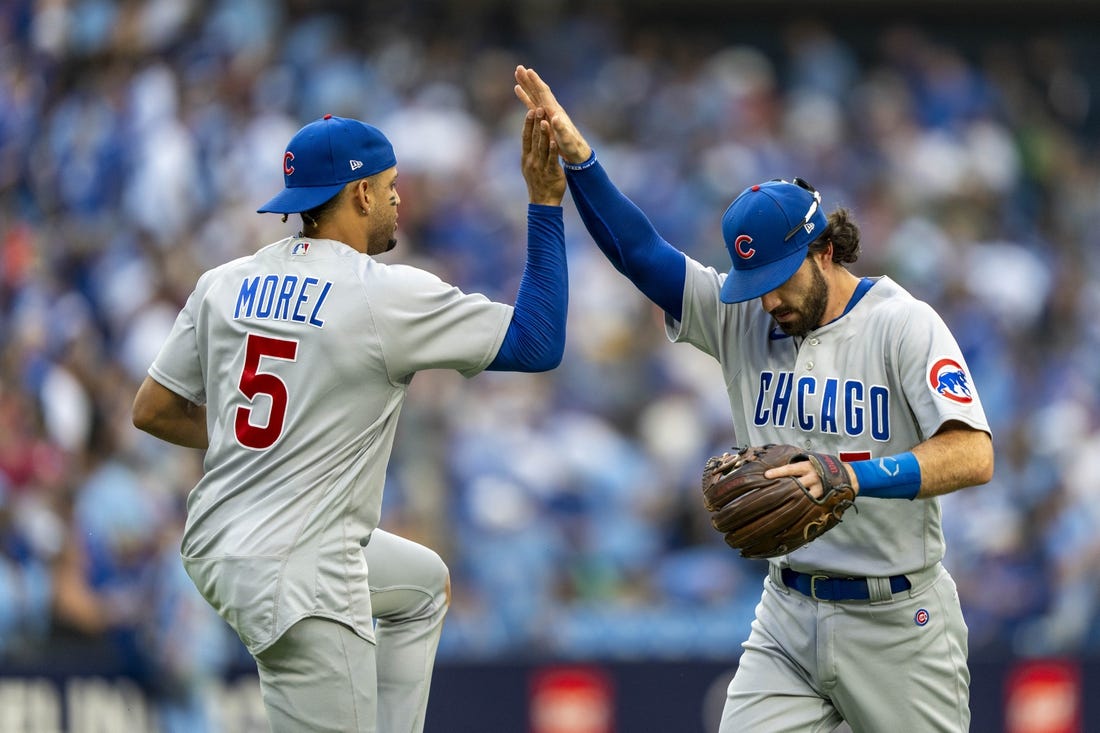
[720,563,969,733]
[254,529,450,733]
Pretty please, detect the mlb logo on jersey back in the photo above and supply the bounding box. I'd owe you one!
[291,242,310,256]
[928,357,973,404]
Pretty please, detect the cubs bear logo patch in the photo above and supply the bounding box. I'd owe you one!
[927,357,973,404]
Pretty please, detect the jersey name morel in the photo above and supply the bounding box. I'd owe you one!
[232,274,333,328]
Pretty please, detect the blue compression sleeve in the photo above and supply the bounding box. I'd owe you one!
[849,452,922,500]
[487,204,567,372]
[564,153,686,321]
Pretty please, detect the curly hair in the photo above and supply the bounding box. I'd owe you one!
[808,207,861,265]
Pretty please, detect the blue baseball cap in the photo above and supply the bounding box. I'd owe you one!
[718,178,827,303]
[258,114,397,214]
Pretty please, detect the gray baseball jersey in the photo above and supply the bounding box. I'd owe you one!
[673,256,987,731]
[669,258,990,577]
[149,235,511,655]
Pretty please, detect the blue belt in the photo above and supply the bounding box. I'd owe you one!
[781,568,911,601]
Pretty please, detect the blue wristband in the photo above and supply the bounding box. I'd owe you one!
[563,150,598,171]
[849,452,921,500]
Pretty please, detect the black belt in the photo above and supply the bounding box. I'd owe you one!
[781,568,911,601]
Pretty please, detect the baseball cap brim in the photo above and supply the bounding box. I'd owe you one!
[256,182,348,215]
[719,244,807,304]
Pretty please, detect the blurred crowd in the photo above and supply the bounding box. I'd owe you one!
[3,0,1100,725]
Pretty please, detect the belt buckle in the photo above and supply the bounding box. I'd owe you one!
[810,574,829,601]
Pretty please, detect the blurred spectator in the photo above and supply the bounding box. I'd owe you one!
[2,1,1100,704]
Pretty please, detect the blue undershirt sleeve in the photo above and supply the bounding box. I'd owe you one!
[487,204,567,372]
[564,153,686,321]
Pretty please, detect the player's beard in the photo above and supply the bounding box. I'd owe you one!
[774,259,828,337]
[367,222,398,254]
[383,216,398,252]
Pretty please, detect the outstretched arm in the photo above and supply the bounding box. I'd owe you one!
[514,65,686,320]
[488,108,568,372]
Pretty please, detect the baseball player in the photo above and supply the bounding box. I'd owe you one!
[131,106,568,733]
[515,66,994,732]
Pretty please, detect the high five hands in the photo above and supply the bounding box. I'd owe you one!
[521,106,566,206]
[514,66,593,166]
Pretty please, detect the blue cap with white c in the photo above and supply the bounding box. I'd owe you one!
[719,178,827,303]
[258,114,397,215]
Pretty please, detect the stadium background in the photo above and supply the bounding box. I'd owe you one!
[2,0,1099,730]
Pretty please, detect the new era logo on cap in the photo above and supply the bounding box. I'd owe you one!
[350,160,363,171]
[718,178,828,304]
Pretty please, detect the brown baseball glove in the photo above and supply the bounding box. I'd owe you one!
[701,444,857,559]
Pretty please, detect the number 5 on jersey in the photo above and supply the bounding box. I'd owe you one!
[235,333,299,450]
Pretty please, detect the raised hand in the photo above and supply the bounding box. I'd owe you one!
[514,65,593,165]
[521,107,566,206]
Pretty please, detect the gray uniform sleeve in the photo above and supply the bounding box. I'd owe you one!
[663,254,737,358]
[148,277,208,405]
[894,299,990,439]
[362,263,513,382]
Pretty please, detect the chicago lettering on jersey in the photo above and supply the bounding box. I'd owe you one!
[752,371,891,441]
[233,274,332,327]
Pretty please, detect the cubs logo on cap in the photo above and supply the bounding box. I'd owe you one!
[258,114,397,215]
[719,178,828,303]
